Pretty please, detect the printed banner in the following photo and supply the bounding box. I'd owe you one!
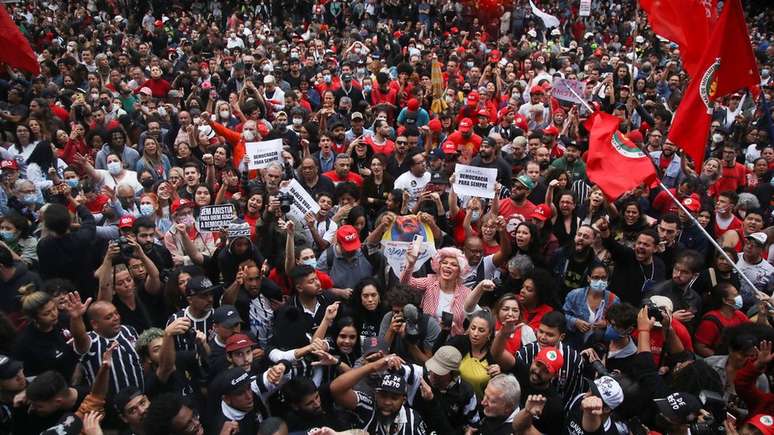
[381,215,437,277]
[198,204,237,231]
[280,179,320,222]
[552,78,587,105]
[246,139,283,170]
[452,164,498,199]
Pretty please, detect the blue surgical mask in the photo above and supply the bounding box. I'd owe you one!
[302,258,318,269]
[363,85,372,92]
[139,204,155,216]
[0,230,16,242]
[65,179,79,188]
[22,193,39,205]
[107,161,122,175]
[589,279,608,293]
[603,325,622,341]
[731,295,743,310]
[471,211,481,222]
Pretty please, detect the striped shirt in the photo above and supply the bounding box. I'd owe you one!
[516,341,585,407]
[406,276,472,336]
[77,325,144,393]
[166,307,215,351]
[353,392,426,435]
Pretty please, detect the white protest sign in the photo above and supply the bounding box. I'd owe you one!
[381,240,437,278]
[280,179,321,222]
[552,78,587,105]
[453,164,498,199]
[198,204,236,231]
[246,139,283,170]
[579,0,591,16]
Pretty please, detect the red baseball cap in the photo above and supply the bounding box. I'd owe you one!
[543,125,559,136]
[497,107,513,120]
[535,346,564,374]
[514,114,528,131]
[441,141,459,155]
[748,414,774,435]
[225,333,255,353]
[530,85,545,95]
[171,198,194,215]
[530,204,553,222]
[459,118,473,133]
[477,108,490,118]
[681,194,701,213]
[407,98,420,111]
[428,118,442,133]
[0,160,19,171]
[626,130,644,145]
[467,90,479,106]
[118,215,136,229]
[489,49,501,63]
[336,225,361,252]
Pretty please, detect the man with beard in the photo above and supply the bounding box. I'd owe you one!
[394,150,431,211]
[649,140,684,189]
[498,175,537,239]
[445,118,482,164]
[646,250,704,330]
[132,216,174,275]
[330,354,427,435]
[551,225,601,296]
[281,376,351,431]
[479,374,522,435]
[510,347,565,435]
[461,219,511,289]
[114,387,150,435]
[471,137,512,185]
[0,355,25,434]
[222,261,282,350]
[549,141,586,184]
[323,153,364,187]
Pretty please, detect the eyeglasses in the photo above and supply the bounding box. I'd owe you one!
[396,141,407,145]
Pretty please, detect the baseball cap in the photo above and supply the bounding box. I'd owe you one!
[681,194,701,213]
[747,232,768,246]
[626,130,643,145]
[534,346,564,375]
[441,141,459,155]
[376,373,407,395]
[167,89,182,99]
[139,87,152,96]
[213,367,252,396]
[635,35,645,44]
[41,414,83,435]
[426,346,462,376]
[477,108,490,118]
[118,215,136,229]
[0,160,19,171]
[214,305,242,327]
[513,174,535,190]
[351,111,364,121]
[336,225,361,252]
[653,392,702,424]
[263,75,275,84]
[648,295,673,327]
[748,414,774,435]
[530,204,553,222]
[530,85,545,95]
[428,118,442,132]
[341,73,352,82]
[225,333,255,353]
[489,49,502,63]
[467,91,480,106]
[407,98,420,111]
[543,125,559,136]
[429,171,449,185]
[0,355,22,379]
[590,376,624,410]
[171,198,194,215]
[186,275,218,296]
[459,118,473,133]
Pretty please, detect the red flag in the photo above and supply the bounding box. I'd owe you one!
[585,112,657,200]
[0,6,39,75]
[667,0,761,167]
[639,0,717,77]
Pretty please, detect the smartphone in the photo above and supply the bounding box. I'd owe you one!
[410,234,423,257]
[726,412,736,426]
[441,311,453,328]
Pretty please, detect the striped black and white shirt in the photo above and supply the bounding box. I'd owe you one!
[516,341,585,407]
[353,392,426,435]
[166,307,215,351]
[77,325,144,393]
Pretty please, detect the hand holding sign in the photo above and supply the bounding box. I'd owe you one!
[453,164,498,199]
[246,139,284,170]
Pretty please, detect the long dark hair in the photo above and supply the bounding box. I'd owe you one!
[525,268,562,309]
[27,140,56,172]
[350,278,387,324]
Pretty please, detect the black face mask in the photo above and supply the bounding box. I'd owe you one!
[141,179,154,190]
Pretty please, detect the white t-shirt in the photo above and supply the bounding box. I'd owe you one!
[95,169,143,194]
[394,171,431,210]
[436,291,454,318]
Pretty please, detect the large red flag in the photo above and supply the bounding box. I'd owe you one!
[0,6,39,75]
[639,0,717,77]
[585,112,658,200]
[667,0,761,167]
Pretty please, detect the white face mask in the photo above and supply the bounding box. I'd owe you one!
[220,110,230,119]
[243,130,255,141]
[292,118,303,126]
[107,161,122,175]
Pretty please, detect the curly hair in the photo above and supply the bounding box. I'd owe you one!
[431,246,471,281]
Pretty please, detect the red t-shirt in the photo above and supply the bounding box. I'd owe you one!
[499,199,537,238]
[523,304,554,331]
[714,163,748,194]
[714,214,743,239]
[695,309,750,349]
[322,170,364,187]
[364,136,395,156]
[633,319,694,366]
[495,320,535,355]
[446,130,483,163]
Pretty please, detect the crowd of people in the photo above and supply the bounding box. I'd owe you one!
[0,0,772,434]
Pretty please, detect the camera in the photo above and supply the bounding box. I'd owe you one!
[646,303,664,324]
[114,236,135,263]
[278,192,293,214]
[690,390,727,435]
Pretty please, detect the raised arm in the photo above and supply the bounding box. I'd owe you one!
[130,238,162,295]
[313,302,340,342]
[95,243,119,302]
[491,216,511,267]
[159,317,189,382]
[65,292,93,355]
[491,319,517,370]
[463,280,495,314]
[329,355,403,410]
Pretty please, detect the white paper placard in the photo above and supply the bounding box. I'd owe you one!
[453,164,498,199]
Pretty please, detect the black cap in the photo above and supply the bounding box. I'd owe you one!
[41,414,83,435]
[212,367,252,397]
[429,171,449,185]
[186,275,219,296]
[213,305,242,327]
[376,373,407,395]
[653,392,702,424]
[342,73,352,82]
[113,386,143,414]
[0,355,22,379]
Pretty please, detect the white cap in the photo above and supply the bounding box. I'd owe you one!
[649,295,673,328]
[584,32,594,39]
[747,232,768,246]
[527,29,537,38]
[592,376,624,410]
[550,28,561,36]
[263,75,275,84]
[635,35,645,44]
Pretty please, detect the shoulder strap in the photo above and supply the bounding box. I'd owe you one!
[325,245,336,270]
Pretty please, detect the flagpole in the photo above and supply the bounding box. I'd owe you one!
[565,86,761,298]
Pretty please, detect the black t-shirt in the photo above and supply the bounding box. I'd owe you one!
[114,296,153,333]
[512,359,565,434]
[563,393,626,435]
[284,384,351,432]
[12,385,89,435]
[13,324,78,379]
